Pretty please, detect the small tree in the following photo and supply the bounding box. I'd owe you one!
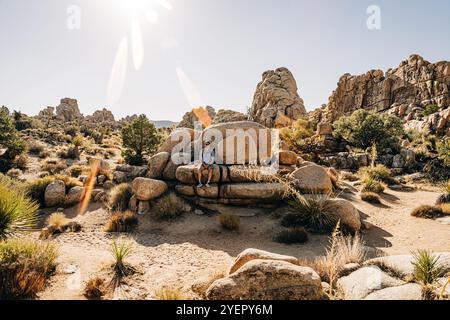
[71,134,84,159]
[121,114,161,165]
[0,109,27,172]
[333,109,404,150]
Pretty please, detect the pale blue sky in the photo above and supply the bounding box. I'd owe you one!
[1,0,449,121]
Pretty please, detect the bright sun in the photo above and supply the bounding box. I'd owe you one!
[112,0,172,21]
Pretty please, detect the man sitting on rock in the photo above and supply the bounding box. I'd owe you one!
[197,140,216,188]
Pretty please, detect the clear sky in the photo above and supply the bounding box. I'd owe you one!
[1,0,449,121]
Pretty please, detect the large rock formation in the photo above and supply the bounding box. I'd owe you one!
[85,108,116,127]
[320,55,450,132]
[212,109,248,124]
[55,98,82,122]
[249,67,307,128]
[178,106,216,128]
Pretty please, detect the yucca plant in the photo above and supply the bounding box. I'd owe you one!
[412,250,445,285]
[0,182,39,239]
[436,180,450,205]
[285,193,336,233]
[110,239,133,277]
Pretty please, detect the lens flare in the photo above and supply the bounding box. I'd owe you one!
[78,163,99,215]
[131,13,144,70]
[192,107,213,128]
[176,67,204,108]
[146,9,159,24]
[157,0,173,10]
[107,37,128,106]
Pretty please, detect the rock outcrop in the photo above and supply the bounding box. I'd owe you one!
[55,98,82,122]
[249,67,307,128]
[178,106,216,128]
[212,109,248,124]
[318,55,450,135]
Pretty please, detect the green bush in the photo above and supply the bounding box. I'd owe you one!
[121,114,161,166]
[0,239,57,299]
[358,164,393,184]
[412,250,445,286]
[333,109,404,149]
[274,227,309,244]
[279,118,315,153]
[422,104,440,117]
[0,179,38,239]
[285,194,337,233]
[437,139,450,167]
[361,177,385,193]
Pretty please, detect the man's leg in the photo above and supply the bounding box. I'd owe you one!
[197,165,203,187]
[206,166,213,186]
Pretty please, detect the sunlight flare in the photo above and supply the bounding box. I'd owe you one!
[176,67,204,109]
[131,14,144,70]
[107,37,128,106]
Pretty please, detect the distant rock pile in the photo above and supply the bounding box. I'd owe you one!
[249,67,307,128]
[55,98,82,122]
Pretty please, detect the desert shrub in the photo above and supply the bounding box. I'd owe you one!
[41,158,67,174]
[12,153,29,170]
[360,192,381,204]
[422,104,440,117]
[340,171,359,182]
[154,286,185,300]
[64,125,79,137]
[6,168,22,179]
[25,176,55,207]
[106,211,138,232]
[411,205,445,219]
[440,203,450,215]
[436,181,450,205]
[285,193,337,233]
[28,140,45,155]
[423,158,450,183]
[107,183,133,212]
[151,192,189,221]
[218,213,240,231]
[274,227,308,244]
[46,213,70,232]
[333,109,404,149]
[0,239,57,299]
[121,114,161,165]
[83,277,105,299]
[279,118,315,153]
[358,164,392,184]
[0,109,27,172]
[38,149,51,159]
[361,177,385,193]
[437,139,450,167]
[69,165,85,178]
[110,239,133,277]
[412,250,445,286]
[12,111,35,131]
[0,181,38,239]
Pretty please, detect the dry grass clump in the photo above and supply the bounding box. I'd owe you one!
[358,164,394,184]
[359,192,381,204]
[107,183,133,212]
[13,154,29,170]
[83,277,105,299]
[154,286,185,300]
[298,223,365,296]
[105,211,138,232]
[218,213,240,231]
[6,168,22,179]
[69,165,86,178]
[28,140,45,154]
[47,212,70,231]
[151,192,189,221]
[274,227,308,244]
[0,239,58,299]
[440,203,450,215]
[361,177,385,193]
[411,205,445,219]
[285,193,337,233]
[436,180,450,205]
[41,158,67,174]
[340,171,359,182]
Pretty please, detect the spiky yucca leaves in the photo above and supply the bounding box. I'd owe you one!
[110,239,133,277]
[0,181,39,239]
[412,250,445,286]
[285,193,337,233]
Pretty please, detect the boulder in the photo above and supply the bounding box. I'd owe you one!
[275,150,298,165]
[229,248,298,274]
[113,171,128,184]
[87,157,110,175]
[392,154,405,168]
[364,283,422,300]
[147,152,170,179]
[220,183,284,200]
[157,128,194,153]
[115,164,148,179]
[324,199,361,233]
[337,266,404,300]
[228,165,273,183]
[44,180,66,207]
[290,163,333,193]
[65,186,86,206]
[317,122,333,135]
[131,177,168,201]
[175,184,196,197]
[195,184,219,198]
[175,164,221,184]
[206,259,322,300]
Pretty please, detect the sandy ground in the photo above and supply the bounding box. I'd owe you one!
[35,185,450,300]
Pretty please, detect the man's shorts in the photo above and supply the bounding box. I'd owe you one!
[197,163,215,171]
